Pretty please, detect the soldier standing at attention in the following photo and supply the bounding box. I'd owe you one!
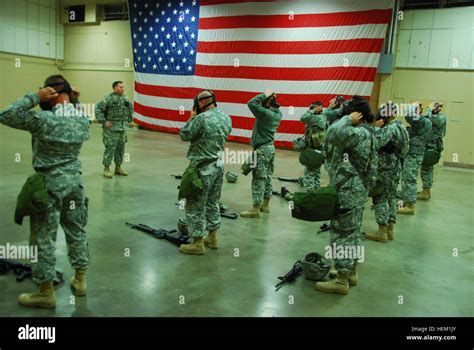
[416,102,447,200]
[397,103,432,215]
[178,91,232,255]
[366,103,409,243]
[0,75,91,308]
[95,81,133,178]
[240,92,283,218]
[315,97,377,295]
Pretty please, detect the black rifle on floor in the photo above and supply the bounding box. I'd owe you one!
[275,261,303,291]
[220,212,238,219]
[170,174,182,180]
[0,259,31,281]
[273,176,300,183]
[126,222,191,246]
[219,203,238,219]
[0,259,63,285]
[317,222,331,234]
[272,186,292,199]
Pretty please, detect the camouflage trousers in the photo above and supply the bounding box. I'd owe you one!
[401,153,424,204]
[303,166,321,192]
[330,206,364,274]
[372,168,400,225]
[102,128,127,167]
[185,162,223,238]
[251,144,275,205]
[421,165,434,189]
[30,173,89,284]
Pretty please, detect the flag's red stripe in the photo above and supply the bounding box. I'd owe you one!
[134,102,304,134]
[135,82,364,108]
[133,118,294,149]
[197,39,384,54]
[194,65,376,82]
[135,103,190,123]
[199,10,392,29]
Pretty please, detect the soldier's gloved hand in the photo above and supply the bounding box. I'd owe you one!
[37,87,58,102]
[350,112,363,125]
[105,121,113,129]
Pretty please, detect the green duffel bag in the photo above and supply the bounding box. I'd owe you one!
[291,186,337,222]
[299,148,324,170]
[422,149,441,167]
[15,173,49,225]
[178,165,203,200]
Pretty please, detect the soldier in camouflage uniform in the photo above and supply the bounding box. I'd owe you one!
[323,96,345,125]
[240,92,282,218]
[178,91,232,255]
[397,103,432,215]
[0,75,91,308]
[95,81,133,178]
[299,101,328,192]
[417,102,447,200]
[366,103,409,243]
[315,97,377,295]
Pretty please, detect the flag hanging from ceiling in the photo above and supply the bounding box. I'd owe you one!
[129,0,394,148]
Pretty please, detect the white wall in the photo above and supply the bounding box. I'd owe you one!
[0,0,64,59]
[396,7,474,70]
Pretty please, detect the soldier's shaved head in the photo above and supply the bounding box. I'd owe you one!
[194,90,216,114]
[197,90,213,102]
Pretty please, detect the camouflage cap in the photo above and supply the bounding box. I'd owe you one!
[301,252,331,281]
[225,171,239,183]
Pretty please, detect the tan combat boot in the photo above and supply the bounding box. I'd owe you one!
[204,230,218,250]
[416,188,431,200]
[115,165,128,176]
[19,281,56,309]
[349,264,358,286]
[315,272,349,295]
[387,222,394,240]
[179,237,205,255]
[260,198,270,213]
[397,202,415,215]
[365,224,388,243]
[240,204,260,218]
[70,269,87,296]
[103,166,113,178]
[329,266,337,278]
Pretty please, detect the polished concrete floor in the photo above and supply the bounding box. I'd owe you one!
[0,124,473,317]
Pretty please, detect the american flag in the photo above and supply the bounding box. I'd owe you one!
[129,0,394,148]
